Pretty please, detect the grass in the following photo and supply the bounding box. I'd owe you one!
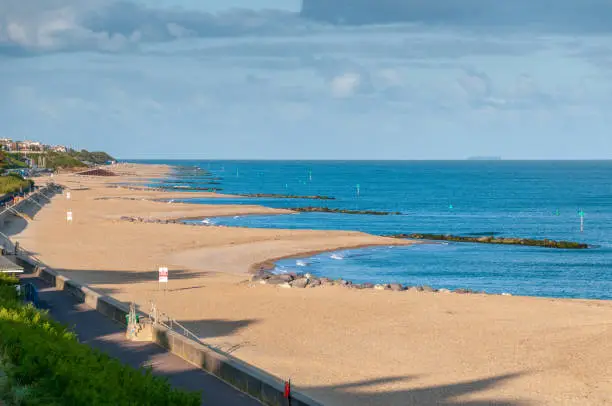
[0,153,27,170]
[0,174,32,195]
[43,151,87,170]
[0,274,200,405]
[68,150,115,165]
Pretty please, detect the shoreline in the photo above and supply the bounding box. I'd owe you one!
[8,162,612,406]
[248,240,417,274]
[112,165,601,298]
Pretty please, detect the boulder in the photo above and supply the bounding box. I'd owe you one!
[309,279,322,288]
[266,276,290,285]
[251,271,272,282]
[405,286,420,293]
[275,274,294,282]
[421,285,436,292]
[290,278,310,289]
[454,288,472,294]
[362,283,375,289]
[387,283,405,292]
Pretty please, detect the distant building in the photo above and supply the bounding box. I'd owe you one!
[50,145,67,153]
[18,141,44,152]
[0,138,13,151]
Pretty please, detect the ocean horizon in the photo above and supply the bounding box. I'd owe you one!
[133,159,612,300]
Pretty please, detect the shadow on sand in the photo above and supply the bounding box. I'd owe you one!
[53,268,210,286]
[303,372,529,405]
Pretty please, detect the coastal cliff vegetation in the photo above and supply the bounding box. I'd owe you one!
[67,149,115,165]
[0,275,200,406]
[0,152,27,170]
[0,173,33,195]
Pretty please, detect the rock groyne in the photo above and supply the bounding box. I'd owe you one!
[392,233,589,249]
[238,193,335,200]
[291,207,400,215]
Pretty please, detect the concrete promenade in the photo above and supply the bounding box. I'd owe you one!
[20,273,262,406]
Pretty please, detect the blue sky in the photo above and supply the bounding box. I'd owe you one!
[1,0,611,159]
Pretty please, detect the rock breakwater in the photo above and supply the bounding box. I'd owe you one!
[238,193,335,200]
[392,233,589,249]
[292,207,401,215]
[251,269,510,296]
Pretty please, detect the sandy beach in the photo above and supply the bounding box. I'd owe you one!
[9,163,612,406]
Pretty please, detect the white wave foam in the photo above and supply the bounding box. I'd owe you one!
[296,260,309,267]
[330,254,344,260]
[274,266,288,274]
[201,218,214,225]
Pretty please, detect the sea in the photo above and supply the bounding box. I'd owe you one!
[136,160,612,300]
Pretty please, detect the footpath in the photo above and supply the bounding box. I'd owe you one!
[19,273,262,406]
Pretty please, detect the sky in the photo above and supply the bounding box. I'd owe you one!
[1,0,611,159]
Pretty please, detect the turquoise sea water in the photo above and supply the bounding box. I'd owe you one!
[138,160,612,299]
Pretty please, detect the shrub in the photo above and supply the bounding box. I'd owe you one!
[0,175,32,195]
[0,284,200,405]
[0,274,18,287]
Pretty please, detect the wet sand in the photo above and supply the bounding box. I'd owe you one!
[9,163,612,406]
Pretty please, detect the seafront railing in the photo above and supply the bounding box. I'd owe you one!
[148,301,206,347]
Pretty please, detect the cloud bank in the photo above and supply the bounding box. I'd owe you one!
[0,0,305,54]
[301,0,612,31]
[1,0,611,159]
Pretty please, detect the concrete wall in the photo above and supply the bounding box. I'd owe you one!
[27,264,322,406]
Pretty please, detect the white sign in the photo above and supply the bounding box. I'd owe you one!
[158,267,168,283]
[66,192,71,200]
[66,211,73,222]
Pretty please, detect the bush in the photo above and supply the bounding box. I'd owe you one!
[68,150,115,165]
[0,153,28,170]
[42,152,88,170]
[0,175,32,195]
[0,284,200,405]
[0,274,18,287]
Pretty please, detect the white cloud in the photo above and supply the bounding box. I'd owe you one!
[0,1,611,158]
[330,72,361,98]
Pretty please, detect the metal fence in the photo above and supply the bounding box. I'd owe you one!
[148,301,206,346]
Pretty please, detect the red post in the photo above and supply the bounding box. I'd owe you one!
[284,379,291,399]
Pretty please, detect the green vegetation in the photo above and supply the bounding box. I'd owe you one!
[43,151,87,170]
[0,153,28,170]
[0,275,200,405]
[68,149,115,165]
[392,233,589,249]
[0,173,33,195]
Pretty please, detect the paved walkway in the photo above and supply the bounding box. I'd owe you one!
[20,274,262,406]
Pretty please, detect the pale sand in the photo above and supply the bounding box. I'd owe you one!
[10,163,612,405]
